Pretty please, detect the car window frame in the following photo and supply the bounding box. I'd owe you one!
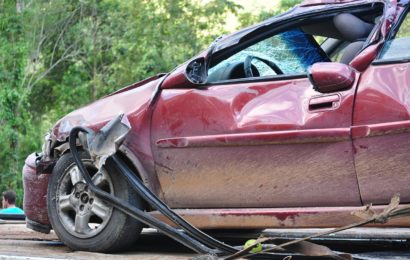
[207,28,329,81]
[204,3,386,87]
[373,5,410,65]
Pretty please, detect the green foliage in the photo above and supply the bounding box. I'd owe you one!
[0,0,32,206]
[279,0,303,11]
[238,0,302,27]
[0,0,297,207]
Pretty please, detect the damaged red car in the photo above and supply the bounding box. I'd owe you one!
[23,0,410,253]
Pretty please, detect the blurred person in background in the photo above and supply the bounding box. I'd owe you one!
[1,190,24,214]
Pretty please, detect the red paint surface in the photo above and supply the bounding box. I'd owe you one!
[151,76,361,208]
[353,62,410,205]
[352,120,410,139]
[150,205,410,229]
[310,62,356,92]
[161,65,192,89]
[350,43,382,72]
[156,128,350,148]
[214,209,313,222]
[23,153,51,226]
[52,78,163,196]
[354,64,410,126]
[24,0,410,230]
[106,74,164,96]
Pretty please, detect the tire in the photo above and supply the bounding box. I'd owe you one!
[47,151,143,252]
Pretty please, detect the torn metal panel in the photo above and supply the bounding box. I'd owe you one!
[85,114,131,170]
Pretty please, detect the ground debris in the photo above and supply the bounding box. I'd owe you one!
[224,193,410,260]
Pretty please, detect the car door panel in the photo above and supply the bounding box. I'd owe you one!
[353,63,410,204]
[151,77,361,208]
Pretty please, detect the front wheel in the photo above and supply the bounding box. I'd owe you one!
[47,151,143,252]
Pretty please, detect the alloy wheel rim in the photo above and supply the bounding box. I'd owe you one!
[56,161,114,238]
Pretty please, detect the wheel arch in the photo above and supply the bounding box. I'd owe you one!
[50,141,160,210]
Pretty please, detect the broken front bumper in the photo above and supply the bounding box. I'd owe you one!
[22,153,51,233]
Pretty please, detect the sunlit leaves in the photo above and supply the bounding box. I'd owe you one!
[0,0,295,206]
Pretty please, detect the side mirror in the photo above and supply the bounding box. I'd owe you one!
[185,57,207,84]
[161,57,207,89]
[308,62,356,93]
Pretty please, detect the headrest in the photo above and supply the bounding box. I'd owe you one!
[333,13,374,42]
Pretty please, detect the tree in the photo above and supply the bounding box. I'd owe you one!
[0,0,241,206]
[0,0,301,206]
[238,0,302,27]
[0,0,33,205]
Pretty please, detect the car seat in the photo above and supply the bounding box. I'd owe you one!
[333,13,374,64]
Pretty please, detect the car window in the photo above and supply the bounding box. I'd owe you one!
[379,10,410,61]
[329,41,350,62]
[207,28,329,82]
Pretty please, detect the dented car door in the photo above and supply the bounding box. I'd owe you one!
[151,26,362,208]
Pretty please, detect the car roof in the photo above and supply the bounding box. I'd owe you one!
[300,0,360,7]
[210,0,388,54]
[301,0,409,6]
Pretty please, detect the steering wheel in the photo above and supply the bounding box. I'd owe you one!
[244,55,283,78]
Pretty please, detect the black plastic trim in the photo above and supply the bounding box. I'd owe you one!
[26,218,51,234]
[204,74,308,87]
[373,58,410,65]
[0,213,25,221]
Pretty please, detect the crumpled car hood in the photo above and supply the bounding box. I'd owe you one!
[52,76,161,141]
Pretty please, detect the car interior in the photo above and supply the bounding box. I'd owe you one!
[207,5,384,83]
[306,12,376,64]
